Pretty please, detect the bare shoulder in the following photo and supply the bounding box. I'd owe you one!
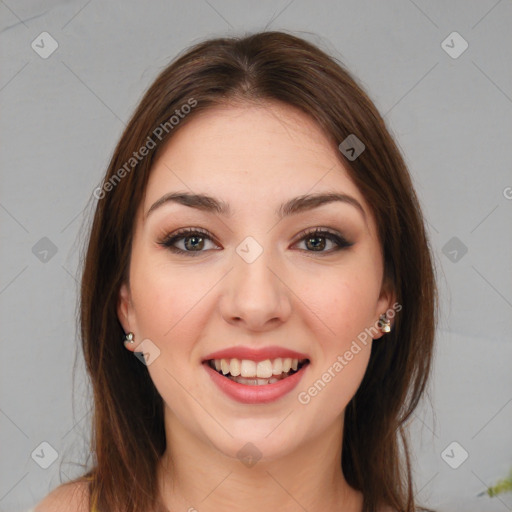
[35,480,90,512]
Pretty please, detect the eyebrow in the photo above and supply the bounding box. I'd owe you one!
[145,191,367,222]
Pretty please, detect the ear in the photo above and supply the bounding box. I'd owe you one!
[117,282,137,351]
[373,277,397,341]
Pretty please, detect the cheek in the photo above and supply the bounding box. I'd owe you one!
[129,260,214,400]
[299,267,381,347]
[130,251,214,341]
[293,258,380,410]
[296,275,376,417]
[298,343,371,425]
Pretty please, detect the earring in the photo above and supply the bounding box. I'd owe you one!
[378,314,391,333]
[124,332,135,346]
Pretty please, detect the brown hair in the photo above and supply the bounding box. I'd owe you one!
[75,30,437,512]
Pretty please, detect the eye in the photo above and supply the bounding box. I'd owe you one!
[158,227,220,256]
[158,226,353,256]
[292,227,353,254]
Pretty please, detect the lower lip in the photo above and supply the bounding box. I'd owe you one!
[203,362,308,404]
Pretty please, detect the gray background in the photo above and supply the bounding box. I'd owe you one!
[1,1,511,511]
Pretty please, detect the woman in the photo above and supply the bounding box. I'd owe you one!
[36,30,437,512]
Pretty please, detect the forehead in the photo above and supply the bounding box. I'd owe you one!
[143,102,368,217]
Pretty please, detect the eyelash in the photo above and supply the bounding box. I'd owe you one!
[158,227,353,257]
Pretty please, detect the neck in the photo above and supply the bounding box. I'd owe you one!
[157,408,362,512]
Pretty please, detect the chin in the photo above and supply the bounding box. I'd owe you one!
[210,431,302,466]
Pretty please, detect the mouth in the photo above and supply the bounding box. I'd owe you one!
[205,357,310,386]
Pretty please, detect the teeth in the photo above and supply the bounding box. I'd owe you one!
[230,375,281,385]
[272,358,283,375]
[229,358,241,376]
[240,359,257,377]
[256,360,273,378]
[220,359,230,375]
[209,357,306,379]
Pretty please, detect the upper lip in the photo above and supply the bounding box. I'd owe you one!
[202,345,310,363]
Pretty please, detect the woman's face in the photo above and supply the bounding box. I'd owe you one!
[118,101,394,462]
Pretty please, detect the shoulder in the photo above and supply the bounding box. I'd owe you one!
[34,480,90,512]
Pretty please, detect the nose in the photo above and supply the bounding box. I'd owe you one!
[220,242,292,332]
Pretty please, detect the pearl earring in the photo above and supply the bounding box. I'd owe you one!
[124,332,135,345]
[378,314,391,333]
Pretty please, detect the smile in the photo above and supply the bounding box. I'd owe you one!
[207,357,309,385]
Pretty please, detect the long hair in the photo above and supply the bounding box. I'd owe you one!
[76,30,437,512]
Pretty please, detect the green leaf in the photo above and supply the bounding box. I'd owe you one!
[487,469,512,497]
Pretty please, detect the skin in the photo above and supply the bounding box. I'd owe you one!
[117,100,395,512]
